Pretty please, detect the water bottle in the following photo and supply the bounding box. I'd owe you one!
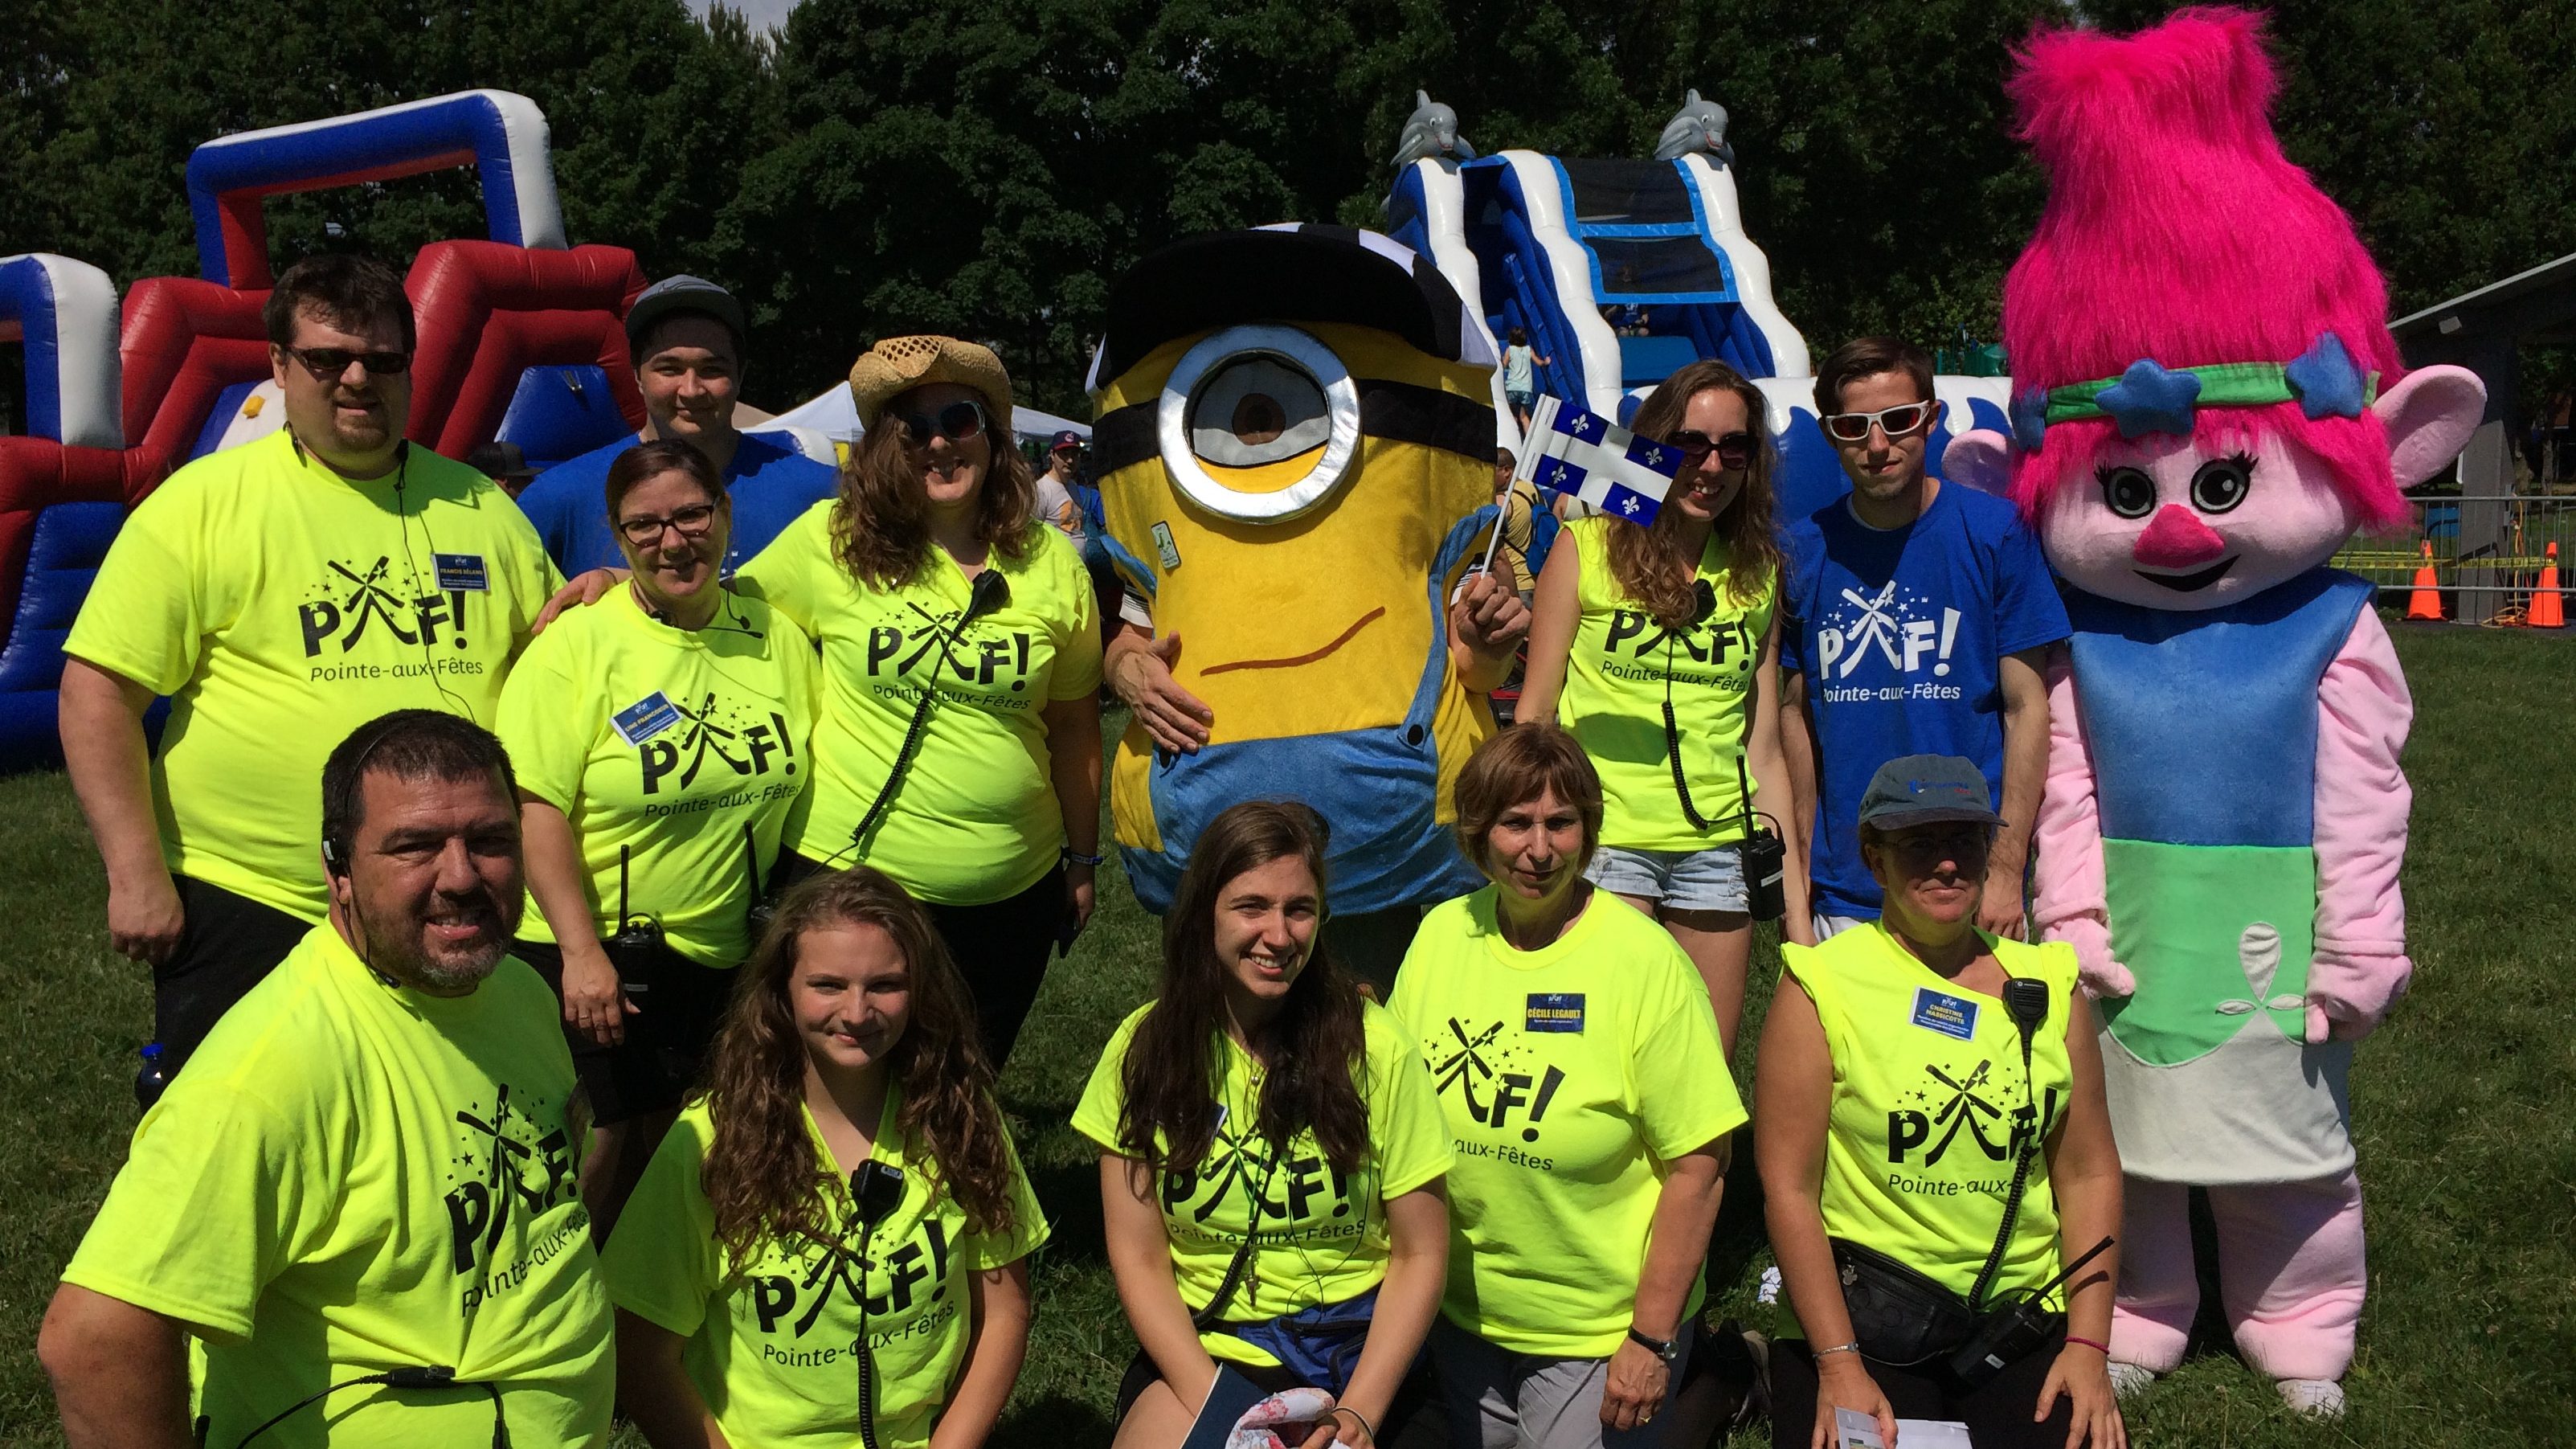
[134,1042,169,1109]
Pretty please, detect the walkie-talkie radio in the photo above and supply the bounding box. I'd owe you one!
[1733,751,1788,923]
[607,843,662,981]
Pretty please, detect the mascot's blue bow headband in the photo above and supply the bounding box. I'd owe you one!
[2010,332,2378,450]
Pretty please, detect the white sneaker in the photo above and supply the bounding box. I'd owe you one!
[2278,1378,2345,1418]
[2106,1361,2157,1400]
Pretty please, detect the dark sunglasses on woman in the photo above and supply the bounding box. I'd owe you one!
[1819,400,1936,444]
[1670,429,1757,469]
[894,399,989,447]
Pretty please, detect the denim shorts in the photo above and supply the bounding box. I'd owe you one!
[1584,842,1748,913]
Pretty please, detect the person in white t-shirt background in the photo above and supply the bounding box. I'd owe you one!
[1502,328,1553,432]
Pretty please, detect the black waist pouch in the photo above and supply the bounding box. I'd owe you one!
[1830,1238,1980,1365]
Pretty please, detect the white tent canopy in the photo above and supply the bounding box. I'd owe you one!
[765,383,1090,445]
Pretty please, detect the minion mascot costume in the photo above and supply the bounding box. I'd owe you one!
[1086,226,1505,960]
[1944,9,2485,1417]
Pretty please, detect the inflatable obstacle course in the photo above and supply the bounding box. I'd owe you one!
[0,90,651,770]
[1384,92,2014,517]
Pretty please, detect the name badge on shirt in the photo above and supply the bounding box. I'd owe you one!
[433,553,489,592]
[1911,986,1980,1042]
[611,691,682,746]
[1525,993,1585,1034]
[1152,522,1182,570]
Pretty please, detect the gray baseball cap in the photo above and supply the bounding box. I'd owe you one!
[1858,755,2006,830]
[625,275,746,357]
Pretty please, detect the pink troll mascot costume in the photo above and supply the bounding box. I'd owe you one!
[1945,7,2484,1416]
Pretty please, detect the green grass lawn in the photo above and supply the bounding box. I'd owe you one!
[4,624,2572,1447]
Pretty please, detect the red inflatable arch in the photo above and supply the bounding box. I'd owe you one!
[406,239,648,459]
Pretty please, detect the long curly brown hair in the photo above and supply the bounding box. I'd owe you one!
[698,866,1017,1271]
[1606,359,1783,627]
[1116,801,1372,1180]
[832,395,1039,589]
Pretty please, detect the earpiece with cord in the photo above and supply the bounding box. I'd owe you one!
[820,568,1012,871]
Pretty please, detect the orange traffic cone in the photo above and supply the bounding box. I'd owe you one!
[2533,542,2566,628]
[2406,540,2443,620]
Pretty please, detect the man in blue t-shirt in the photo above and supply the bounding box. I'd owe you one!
[1780,337,2069,939]
[513,275,838,575]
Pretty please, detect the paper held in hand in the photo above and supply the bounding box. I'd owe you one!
[1834,1407,1975,1449]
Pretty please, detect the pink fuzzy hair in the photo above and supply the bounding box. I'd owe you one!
[1999,7,2407,530]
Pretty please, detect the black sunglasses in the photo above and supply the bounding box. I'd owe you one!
[893,400,988,447]
[1670,429,1757,469]
[283,345,412,379]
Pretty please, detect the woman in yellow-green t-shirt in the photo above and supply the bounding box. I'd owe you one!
[603,866,1047,1449]
[1074,801,1451,1449]
[1388,724,1744,1448]
[550,338,1104,1068]
[750,338,1102,1070]
[498,439,816,1239]
[1754,754,2123,1449]
[1515,361,1811,1060]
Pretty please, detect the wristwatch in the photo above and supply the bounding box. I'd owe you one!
[1626,1325,1683,1367]
[1061,848,1106,867]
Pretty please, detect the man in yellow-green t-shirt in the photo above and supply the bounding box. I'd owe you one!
[59,256,561,1086]
[37,711,612,1449]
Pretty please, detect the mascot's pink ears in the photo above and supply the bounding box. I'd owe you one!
[2379,366,2486,488]
[1940,364,2489,498]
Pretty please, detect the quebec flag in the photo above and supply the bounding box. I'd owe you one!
[1513,395,1678,526]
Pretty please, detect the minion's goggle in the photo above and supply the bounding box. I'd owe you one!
[1085,225,1498,522]
[1086,324,1494,522]
[2010,331,2378,448]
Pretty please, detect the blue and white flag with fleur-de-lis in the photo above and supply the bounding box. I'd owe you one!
[1513,395,1679,527]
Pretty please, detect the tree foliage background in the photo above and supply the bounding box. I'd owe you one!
[4,0,2573,418]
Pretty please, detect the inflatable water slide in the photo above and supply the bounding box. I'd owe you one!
[0,90,653,767]
[1382,93,2012,518]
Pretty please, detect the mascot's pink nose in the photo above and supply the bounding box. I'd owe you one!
[2132,503,2229,568]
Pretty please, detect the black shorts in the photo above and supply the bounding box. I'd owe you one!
[153,875,314,1083]
[1768,1336,2074,1449]
[772,853,1065,1066]
[515,936,742,1124]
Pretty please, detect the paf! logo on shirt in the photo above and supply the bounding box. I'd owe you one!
[299,555,480,660]
[444,1083,581,1290]
[1428,1015,1569,1148]
[1809,580,1965,703]
[1597,610,1756,690]
[1160,1104,1358,1243]
[748,1212,957,1349]
[864,600,1035,705]
[1884,1055,2061,1170]
[612,689,799,798]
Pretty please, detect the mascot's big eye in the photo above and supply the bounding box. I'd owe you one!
[2098,465,2157,520]
[1158,324,1362,523]
[2190,455,2254,514]
[1189,357,1331,465]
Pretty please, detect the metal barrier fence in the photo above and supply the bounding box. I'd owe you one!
[2331,493,2572,625]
